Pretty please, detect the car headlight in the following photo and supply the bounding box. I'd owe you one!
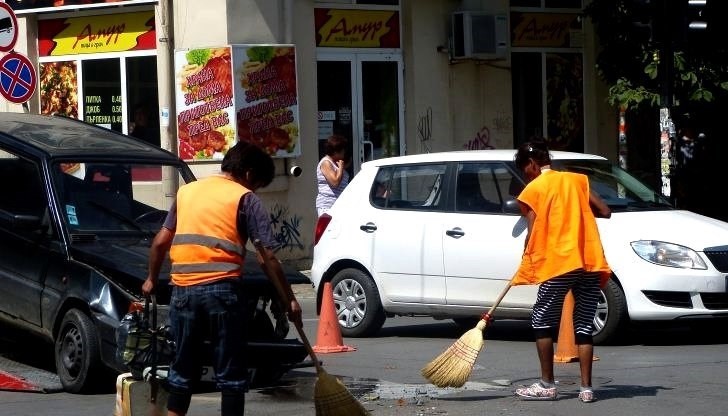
[630,240,707,269]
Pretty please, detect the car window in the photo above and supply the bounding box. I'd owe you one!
[52,161,178,234]
[455,162,518,213]
[0,150,48,220]
[371,164,446,210]
[555,160,673,211]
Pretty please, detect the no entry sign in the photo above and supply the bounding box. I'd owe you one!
[0,52,37,104]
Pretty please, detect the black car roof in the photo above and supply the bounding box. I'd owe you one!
[0,112,180,161]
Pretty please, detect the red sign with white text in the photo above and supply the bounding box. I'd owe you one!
[38,11,156,57]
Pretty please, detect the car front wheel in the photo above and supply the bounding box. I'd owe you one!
[592,278,627,345]
[329,268,386,337]
[54,309,102,393]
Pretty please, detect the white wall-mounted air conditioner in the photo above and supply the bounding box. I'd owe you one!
[451,11,509,60]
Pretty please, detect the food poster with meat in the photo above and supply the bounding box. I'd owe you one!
[232,45,301,157]
[40,61,78,118]
[174,46,236,161]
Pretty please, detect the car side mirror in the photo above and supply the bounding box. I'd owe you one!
[503,199,521,214]
[0,209,45,230]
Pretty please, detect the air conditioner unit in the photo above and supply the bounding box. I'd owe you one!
[451,11,509,60]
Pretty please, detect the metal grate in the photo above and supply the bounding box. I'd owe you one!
[703,246,728,273]
[700,293,728,310]
[642,291,692,308]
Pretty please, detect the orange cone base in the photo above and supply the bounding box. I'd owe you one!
[313,344,357,353]
[312,282,356,354]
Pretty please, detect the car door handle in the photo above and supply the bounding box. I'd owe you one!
[446,227,464,238]
[360,222,377,232]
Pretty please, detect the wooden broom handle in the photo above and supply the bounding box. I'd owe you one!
[480,280,514,322]
[252,239,324,373]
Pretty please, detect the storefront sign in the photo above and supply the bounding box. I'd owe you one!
[38,11,156,57]
[510,12,581,48]
[232,45,300,158]
[174,46,236,161]
[7,0,156,15]
[315,9,400,48]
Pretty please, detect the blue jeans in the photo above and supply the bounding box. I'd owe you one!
[167,280,248,395]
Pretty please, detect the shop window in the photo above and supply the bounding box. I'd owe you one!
[512,52,584,152]
[82,59,122,133]
[126,56,160,146]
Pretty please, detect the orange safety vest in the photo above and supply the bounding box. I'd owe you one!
[512,170,611,287]
[169,175,250,286]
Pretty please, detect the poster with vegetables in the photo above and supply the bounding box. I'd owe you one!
[174,46,236,161]
[232,45,300,157]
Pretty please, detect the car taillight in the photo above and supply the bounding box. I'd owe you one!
[314,213,332,246]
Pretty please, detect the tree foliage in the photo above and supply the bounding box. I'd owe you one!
[584,0,728,112]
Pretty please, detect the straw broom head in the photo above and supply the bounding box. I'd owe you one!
[314,369,369,416]
[421,319,487,388]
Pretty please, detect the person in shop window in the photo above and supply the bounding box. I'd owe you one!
[315,134,350,217]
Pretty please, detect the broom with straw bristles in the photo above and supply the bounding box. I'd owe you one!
[253,240,369,416]
[421,279,515,388]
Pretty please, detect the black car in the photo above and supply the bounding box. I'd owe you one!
[0,113,309,393]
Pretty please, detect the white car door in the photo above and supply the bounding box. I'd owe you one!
[442,162,538,309]
[371,163,447,304]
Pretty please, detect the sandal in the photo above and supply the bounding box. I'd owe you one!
[578,389,595,403]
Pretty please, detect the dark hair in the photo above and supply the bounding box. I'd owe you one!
[514,138,551,169]
[324,135,348,157]
[221,141,275,187]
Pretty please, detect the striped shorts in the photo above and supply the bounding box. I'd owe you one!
[531,269,601,343]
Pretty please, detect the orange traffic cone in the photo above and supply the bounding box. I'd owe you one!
[312,282,356,354]
[554,290,599,363]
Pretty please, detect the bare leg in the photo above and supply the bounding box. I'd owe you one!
[535,336,555,383]
[577,343,593,387]
[168,411,185,416]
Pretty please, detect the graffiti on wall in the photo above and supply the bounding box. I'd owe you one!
[417,107,433,153]
[269,204,304,252]
[492,111,513,134]
[463,126,495,150]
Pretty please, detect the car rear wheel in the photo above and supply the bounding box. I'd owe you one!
[330,268,386,337]
[54,309,102,393]
[593,278,627,345]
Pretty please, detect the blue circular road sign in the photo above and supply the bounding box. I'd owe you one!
[0,52,36,104]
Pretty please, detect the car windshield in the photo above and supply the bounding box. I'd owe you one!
[553,159,673,212]
[52,161,187,235]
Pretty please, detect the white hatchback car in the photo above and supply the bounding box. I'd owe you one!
[311,150,728,343]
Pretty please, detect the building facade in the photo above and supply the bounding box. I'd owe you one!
[4,0,615,268]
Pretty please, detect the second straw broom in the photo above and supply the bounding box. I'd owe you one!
[253,239,369,416]
[421,279,514,388]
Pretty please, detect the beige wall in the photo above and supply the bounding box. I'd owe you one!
[172,0,318,267]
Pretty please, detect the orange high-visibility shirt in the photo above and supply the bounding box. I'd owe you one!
[512,170,610,287]
[170,175,250,286]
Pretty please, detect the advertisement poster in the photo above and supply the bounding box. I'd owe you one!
[174,46,236,161]
[232,45,300,157]
[39,61,78,117]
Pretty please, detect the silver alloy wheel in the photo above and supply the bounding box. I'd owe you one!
[332,278,367,329]
[593,289,608,335]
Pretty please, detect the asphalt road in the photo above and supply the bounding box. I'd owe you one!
[2,283,728,415]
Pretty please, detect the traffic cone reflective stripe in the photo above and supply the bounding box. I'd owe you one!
[313,282,356,354]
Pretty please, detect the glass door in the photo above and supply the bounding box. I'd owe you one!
[317,53,404,174]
